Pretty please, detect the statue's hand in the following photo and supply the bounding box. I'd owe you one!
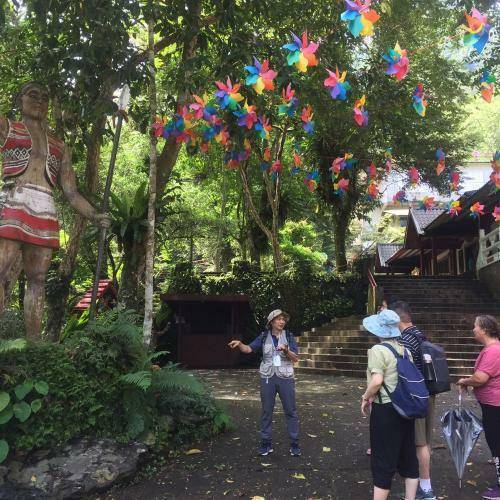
[94,213,112,229]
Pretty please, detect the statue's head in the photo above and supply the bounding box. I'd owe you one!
[17,82,49,121]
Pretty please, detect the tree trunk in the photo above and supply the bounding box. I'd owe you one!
[118,238,146,311]
[143,10,158,347]
[332,211,349,272]
[45,85,111,340]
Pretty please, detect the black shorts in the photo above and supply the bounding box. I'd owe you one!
[370,402,419,490]
[481,403,500,457]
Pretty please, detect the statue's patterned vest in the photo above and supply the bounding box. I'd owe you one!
[1,120,64,187]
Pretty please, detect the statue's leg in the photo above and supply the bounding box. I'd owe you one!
[0,238,22,314]
[22,244,52,342]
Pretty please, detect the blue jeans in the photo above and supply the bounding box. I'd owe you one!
[260,375,299,445]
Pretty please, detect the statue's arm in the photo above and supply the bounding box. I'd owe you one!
[0,115,8,145]
[59,146,110,228]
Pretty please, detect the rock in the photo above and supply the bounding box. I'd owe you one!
[0,438,148,499]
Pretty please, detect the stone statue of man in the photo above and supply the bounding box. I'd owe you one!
[0,82,110,340]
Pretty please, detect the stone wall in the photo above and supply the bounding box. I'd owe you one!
[478,260,500,302]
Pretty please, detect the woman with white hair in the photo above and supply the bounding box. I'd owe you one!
[228,309,300,457]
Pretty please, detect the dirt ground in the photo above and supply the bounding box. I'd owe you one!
[97,369,495,500]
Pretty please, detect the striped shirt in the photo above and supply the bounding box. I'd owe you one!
[400,325,424,373]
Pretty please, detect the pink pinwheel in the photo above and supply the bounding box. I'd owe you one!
[214,78,244,110]
[393,190,407,205]
[190,94,217,122]
[382,42,409,81]
[215,127,230,146]
[244,57,278,94]
[385,148,393,172]
[341,0,380,38]
[470,201,485,218]
[368,162,377,179]
[301,105,315,134]
[294,151,302,167]
[494,206,500,222]
[462,8,491,54]
[282,31,319,73]
[334,177,350,195]
[436,148,445,176]
[450,171,460,191]
[409,167,420,186]
[448,201,462,217]
[151,116,167,137]
[353,95,368,127]
[324,67,351,100]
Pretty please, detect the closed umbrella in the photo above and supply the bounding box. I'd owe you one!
[440,393,483,488]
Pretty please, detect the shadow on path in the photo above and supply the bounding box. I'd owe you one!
[97,369,493,500]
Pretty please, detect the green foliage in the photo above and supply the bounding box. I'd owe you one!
[0,309,26,341]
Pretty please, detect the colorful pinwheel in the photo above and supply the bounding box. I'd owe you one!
[215,78,244,110]
[234,101,258,129]
[340,0,380,38]
[255,115,272,139]
[334,177,349,195]
[301,105,315,134]
[278,84,299,116]
[368,162,377,180]
[412,84,427,117]
[491,151,500,190]
[494,206,500,222]
[244,57,278,94]
[385,148,393,172]
[304,171,319,192]
[353,95,368,127]
[367,181,378,199]
[409,167,420,186]
[382,42,409,81]
[330,153,355,175]
[470,201,485,218]
[450,171,460,191]
[480,71,495,103]
[151,116,167,137]
[462,8,491,55]
[393,190,407,205]
[215,127,230,146]
[436,148,445,176]
[190,94,217,122]
[324,67,351,100]
[282,31,319,73]
[448,200,462,217]
[419,196,435,211]
[270,160,282,178]
[162,107,196,143]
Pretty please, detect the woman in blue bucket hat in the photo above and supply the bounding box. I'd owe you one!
[361,309,419,500]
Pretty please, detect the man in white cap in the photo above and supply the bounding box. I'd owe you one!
[228,309,300,456]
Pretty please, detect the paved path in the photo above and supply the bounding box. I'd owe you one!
[98,370,494,500]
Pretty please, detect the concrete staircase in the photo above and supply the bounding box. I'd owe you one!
[297,276,500,379]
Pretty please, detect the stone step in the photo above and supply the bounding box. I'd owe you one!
[299,347,481,359]
[300,336,480,345]
[299,337,481,352]
[297,358,474,373]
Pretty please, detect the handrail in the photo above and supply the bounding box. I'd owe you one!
[477,226,500,272]
[366,266,380,314]
[367,267,377,289]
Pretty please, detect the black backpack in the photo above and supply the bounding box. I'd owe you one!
[415,332,451,395]
[258,330,293,360]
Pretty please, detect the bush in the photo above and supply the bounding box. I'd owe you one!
[0,308,230,460]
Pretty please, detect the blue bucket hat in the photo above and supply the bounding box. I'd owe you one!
[363,309,401,339]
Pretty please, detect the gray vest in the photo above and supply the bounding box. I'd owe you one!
[259,331,295,379]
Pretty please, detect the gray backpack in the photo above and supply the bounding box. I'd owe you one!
[416,333,451,395]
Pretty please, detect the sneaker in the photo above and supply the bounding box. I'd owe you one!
[258,443,273,456]
[290,444,301,456]
[416,486,437,500]
[482,485,500,500]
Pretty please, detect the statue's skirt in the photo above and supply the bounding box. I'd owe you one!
[0,183,60,249]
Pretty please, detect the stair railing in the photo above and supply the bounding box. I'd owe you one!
[477,226,500,272]
[367,267,381,315]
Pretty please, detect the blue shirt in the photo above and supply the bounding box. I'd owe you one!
[248,330,298,354]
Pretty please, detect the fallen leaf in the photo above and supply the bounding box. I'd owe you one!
[251,497,265,500]
[466,462,472,465]
[322,446,331,452]
[185,448,203,455]
[466,480,477,486]
[291,473,306,480]
[307,433,317,438]
[357,481,365,484]
[225,479,234,483]
[328,430,334,435]
[322,413,328,417]
[30,475,37,482]
[261,463,272,467]
[232,437,240,440]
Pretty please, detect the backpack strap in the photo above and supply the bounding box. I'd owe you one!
[380,342,401,358]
